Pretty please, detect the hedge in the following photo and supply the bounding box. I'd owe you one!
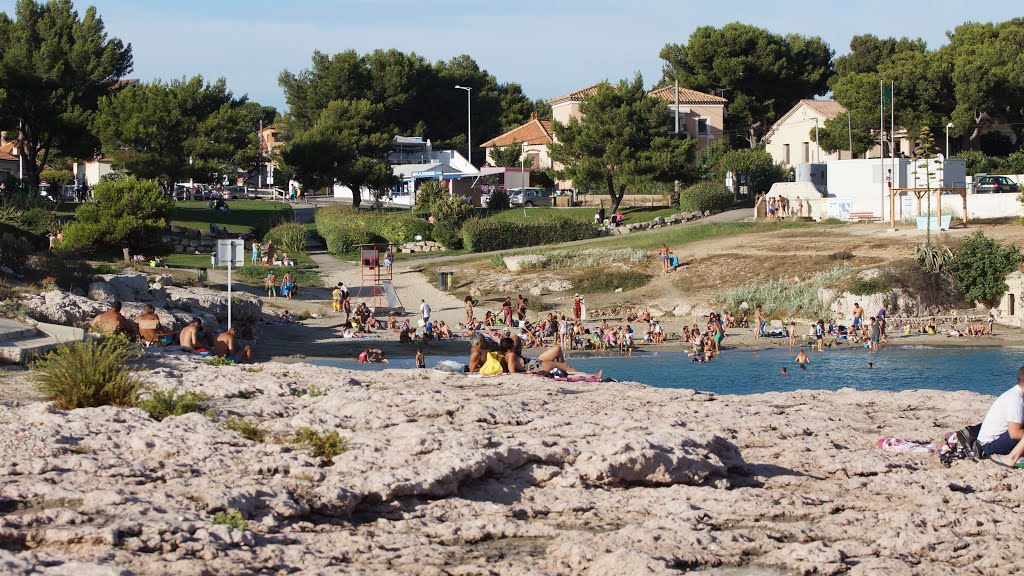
[263,222,308,255]
[315,206,431,254]
[461,218,594,252]
[679,181,734,213]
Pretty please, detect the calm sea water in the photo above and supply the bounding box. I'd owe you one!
[309,346,1024,397]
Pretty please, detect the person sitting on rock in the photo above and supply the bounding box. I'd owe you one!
[358,348,388,363]
[982,366,1024,467]
[213,327,254,364]
[134,304,164,345]
[179,318,203,350]
[469,332,500,373]
[502,336,601,378]
[90,301,136,337]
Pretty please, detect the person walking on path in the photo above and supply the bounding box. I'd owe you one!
[573,294,582,322]
[251,241,260,266]
[420,299,431,324]
[660,244,671,272]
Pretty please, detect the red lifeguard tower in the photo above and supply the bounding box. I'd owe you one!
[358,243,403,312]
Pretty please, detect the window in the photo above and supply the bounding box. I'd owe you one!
[802,142,810,163]
[696,118,709,135]
[783,144,790,165]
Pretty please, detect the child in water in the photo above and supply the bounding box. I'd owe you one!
[416,347,425,369]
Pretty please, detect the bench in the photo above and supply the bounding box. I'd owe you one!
[848,212,881,222]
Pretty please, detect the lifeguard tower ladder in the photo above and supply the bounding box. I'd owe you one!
[358,243,404,313]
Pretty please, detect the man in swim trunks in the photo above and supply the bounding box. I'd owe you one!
[179,318,203,350]
[852,303,864,336]
[795,349,809,365]
[213,327,254,364]
[90,301,136,337]
[659,244,671,272]
[134,304,164,345]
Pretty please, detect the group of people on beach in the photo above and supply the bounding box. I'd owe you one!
[757,193,805,221]
[89,301,254,364]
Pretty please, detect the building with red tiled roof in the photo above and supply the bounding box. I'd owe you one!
[479,115,556,171]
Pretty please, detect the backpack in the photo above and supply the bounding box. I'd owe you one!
[938,423,985,466]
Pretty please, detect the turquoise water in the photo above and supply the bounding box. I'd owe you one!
[310,346,1024,397]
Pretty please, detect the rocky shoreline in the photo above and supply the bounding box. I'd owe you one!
[2,351,1022,575]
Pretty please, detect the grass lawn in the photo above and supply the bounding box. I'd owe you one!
[171,200,293,233]
[484,205,680,225]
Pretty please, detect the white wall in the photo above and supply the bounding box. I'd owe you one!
[763,182,827,219]
[825,158,910,219]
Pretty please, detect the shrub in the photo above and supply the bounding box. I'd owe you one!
[292,384,328,397]
[373,212,432,245]
[849,277,888,296]
[40,169,75,186]
[137,388,209,421]
[32,336,144,410]
[946,231,1021,305]
[213,509,246,530]
[294,427,348,464]
[487,188,510,211]
[263,222,308,255]
[224,417,267,442]
[203,356,235,366]
[0,231,40,274]
[415,180,446,211]
[430,194,475,249]
[461,218,594,252]
[573,269,652,293]
[61,177,174,254]
[679,182,734,213]
[716,265,850,319]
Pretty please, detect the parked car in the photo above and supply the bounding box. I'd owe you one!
[220,185,258,199]
[975,176,1020,194]
[508,187,552,207]
[172,183,212,201]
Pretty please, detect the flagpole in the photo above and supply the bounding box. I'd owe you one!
[890,80,895,222]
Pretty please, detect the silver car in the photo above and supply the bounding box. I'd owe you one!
[508,187,552,207]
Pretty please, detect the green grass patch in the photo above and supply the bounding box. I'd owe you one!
[171,200,293,234]
[294,427,348,465]
[572,269,653,293]
[202,357,235,367]
[484,205,679,225]
[716,265,851,320]
[31,336,144,410]
[848,277,889,296]
[213,509,246,530]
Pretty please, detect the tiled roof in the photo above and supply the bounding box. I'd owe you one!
[648,85,727,105]
[480,117,555,148]
[800,99,847,119]
[0,141,18,162]
[547,83,612,106]
[765,99,848,142]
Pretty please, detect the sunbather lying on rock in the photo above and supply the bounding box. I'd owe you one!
[213,327,254,364]
[980,366,1024,467]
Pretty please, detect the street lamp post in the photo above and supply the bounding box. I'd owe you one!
[454,85,472,166]
[814,117,820,164]
[945,122,955,158]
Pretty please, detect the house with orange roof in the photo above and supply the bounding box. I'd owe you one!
[481,82,728,189]
[0,141,20,181]
[764,99,854,166]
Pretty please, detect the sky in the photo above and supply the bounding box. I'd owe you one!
[2,0,1021,111]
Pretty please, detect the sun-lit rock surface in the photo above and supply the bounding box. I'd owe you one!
[1,351,1020,575]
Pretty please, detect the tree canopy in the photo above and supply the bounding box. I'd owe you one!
[488,142,524,167]
[0,0,133,189]
[279,99,393,208]
[94,76,267,186]
[660,23,833,147]
[278,49,541,165]
[550,75,696,213]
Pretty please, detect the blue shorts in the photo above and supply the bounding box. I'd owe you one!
[853,318,862,327]
[225,354,238,363]
[983,431,1018,456]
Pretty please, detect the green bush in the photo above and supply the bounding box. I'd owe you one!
[946,231,1021,305]
[224,417,267,442]
[40,169,75,186]
[138,388,209,421]
[264,222,308,255]
[415,180,446,211]
[373,213,432,245]
[61,177,174,254]
[487,188,510,211]
[430,194,475,248]
[32,336,144,410]
[213,509,246,530]
[461,218,594,252]
[679,181,735,213]
[0,230,41,273]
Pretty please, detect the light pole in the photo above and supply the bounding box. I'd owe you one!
[813,117,820,164]
[521,141,528,218]
[945,122,955,158]
[454,85,472,166]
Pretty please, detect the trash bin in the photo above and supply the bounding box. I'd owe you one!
[197,268,208,283]
[438,271,453,291]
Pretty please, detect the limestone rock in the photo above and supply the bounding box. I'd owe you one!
[103,273,152,302]
[87,281,118,303]
[503,255,548,273]
[19,290,107,327]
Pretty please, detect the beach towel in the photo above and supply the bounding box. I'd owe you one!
[433,360,467,373]
[876,437,937,455]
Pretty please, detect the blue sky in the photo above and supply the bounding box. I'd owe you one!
[3,0,1021,111]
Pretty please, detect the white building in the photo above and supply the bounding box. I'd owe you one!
[764,100,854,167]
